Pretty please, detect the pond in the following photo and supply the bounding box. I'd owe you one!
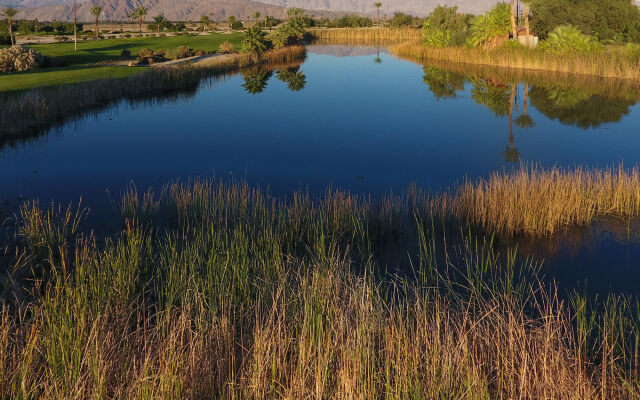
[2,44,640,295]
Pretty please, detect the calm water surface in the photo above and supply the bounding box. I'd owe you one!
[2,44,640,294]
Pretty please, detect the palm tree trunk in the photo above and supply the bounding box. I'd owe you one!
[8,18,13,46]
[523,83,529,115]
[509,83,516,149]
[377,8,380,27]
[95,17,99,40]
[524,4,530,46]
[510,0,517,40]
[139,18,142,34]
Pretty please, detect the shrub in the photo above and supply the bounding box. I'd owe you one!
[540,25,602,52]
[137,48,155,59]
[120,48,131,57]
[0,33,11,45]
[219,41,234,53]
[423,5,471,47]
[54,36,70,42]
[389,12,417,27]
[0,46,41,72]
[332,15,373,28]
[123,33,132,38]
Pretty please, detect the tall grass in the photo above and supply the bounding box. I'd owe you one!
[435,165,640,236]
[391,40,640,80]
[1,172,640,398]
[0,46,307,145]
[308,27,422,42]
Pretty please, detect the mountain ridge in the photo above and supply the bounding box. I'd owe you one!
[3,0,501,21]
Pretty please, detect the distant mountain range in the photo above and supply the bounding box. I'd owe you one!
[3,0,501,21]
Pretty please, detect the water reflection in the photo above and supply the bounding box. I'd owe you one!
[421,63,640,130]
[242,69,273,95]
[276,67,307,91]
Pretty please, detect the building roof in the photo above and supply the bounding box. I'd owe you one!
[517,27,538,37]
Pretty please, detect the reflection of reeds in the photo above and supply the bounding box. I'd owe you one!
[2,176,639,398]
[391,40,640,80]
[0,46,307,145]
[435,165,640,236]
[309,27,421,42]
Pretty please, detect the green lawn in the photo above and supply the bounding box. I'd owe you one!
[0,33,244,93]
[0,66,143,93]
[28,33,244,66]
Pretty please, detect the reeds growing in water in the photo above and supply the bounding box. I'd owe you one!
[435,164,640,236]
[1,169,640,399]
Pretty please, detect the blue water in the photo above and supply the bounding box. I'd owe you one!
[2,45,640,294]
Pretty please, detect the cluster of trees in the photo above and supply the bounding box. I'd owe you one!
[423,0,640,50]
[241,9,307,54]
[326,15,373,28]
[148,15,186,34]
[529,0,640,42]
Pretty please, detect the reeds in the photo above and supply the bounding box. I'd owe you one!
[1,172,640,399]
[0,46,307,144]
[391,40,640,80]
[434,164,640,236]
[308,27,422,42]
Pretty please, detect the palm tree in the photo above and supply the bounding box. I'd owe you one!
[228,15,236,30]
[200,15,210,32]
[153,15,167,36]
[509,0,517,40]
[374,2,382,27]
[90,5,103,40]
[253,12,261,26]
[1,8,18,46]
[133,6,148,34]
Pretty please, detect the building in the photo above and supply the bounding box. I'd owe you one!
[516,28,539,47]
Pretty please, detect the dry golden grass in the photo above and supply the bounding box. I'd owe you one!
[434,165,640,236]
[391,40,640,80]
[308,27,422,42]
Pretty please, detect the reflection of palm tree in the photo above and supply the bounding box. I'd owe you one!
[242,70,273,94]
[276,67,306,91]
[504,82,520,163]
[374,48,382,63]
[515,83,535,128]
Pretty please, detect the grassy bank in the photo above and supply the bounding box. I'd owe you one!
[0,33,244,92]
[0,46,306,144]
[1,173,639,399]
[391,40,640,80]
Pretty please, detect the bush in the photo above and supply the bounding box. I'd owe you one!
[0,46,41,72]
[540,25,602,52]
[423,5,471,47]
[121,48,131,57]
[219,41,235,53]
[137,48,155,59]
[123,33,132,38]
[0,34,11,46]
[54,36,70,42]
